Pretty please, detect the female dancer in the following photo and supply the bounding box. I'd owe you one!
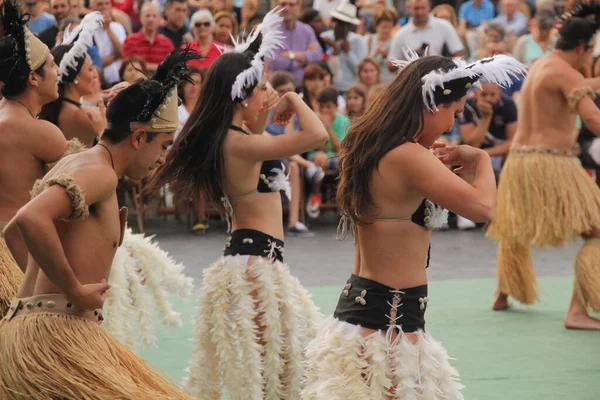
[151,9,327,400]
[39,12,107,149]
[302,51,527,399]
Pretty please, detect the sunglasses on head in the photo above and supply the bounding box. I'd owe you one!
[195,21,211,28]
[26,2,37,6]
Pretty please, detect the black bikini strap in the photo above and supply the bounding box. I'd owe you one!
[61,97,81,108]
[231,125,250,135]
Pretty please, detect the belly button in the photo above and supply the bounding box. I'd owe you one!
[113,241,118,248]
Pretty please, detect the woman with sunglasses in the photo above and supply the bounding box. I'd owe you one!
[184,9,223,69]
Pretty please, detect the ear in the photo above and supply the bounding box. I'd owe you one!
[131,128,148,150]
[27,71,40,88]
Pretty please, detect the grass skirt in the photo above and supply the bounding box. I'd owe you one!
[0,294,196,400]
[487,146,600,304]
[0,236,22,318]
[302,316,464,400]
[103,227,194,350]
[182,255,322,400]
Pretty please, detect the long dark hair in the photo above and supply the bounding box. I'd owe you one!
[337,56,457,225]
[39,45,85,125]
[149,50,259,210]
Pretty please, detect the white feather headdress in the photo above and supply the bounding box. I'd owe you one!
[226,7,285,100]
[390,49,528,112]
[58,11,104,84]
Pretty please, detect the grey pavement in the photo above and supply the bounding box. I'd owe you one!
[138,213,581,288]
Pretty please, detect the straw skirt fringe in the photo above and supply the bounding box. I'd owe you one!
[302,317,464,400]
[487,150,600,304]
[574,238,600,312]
[182,255,322,400]
[0,237,22,317]
[0,313,197,400]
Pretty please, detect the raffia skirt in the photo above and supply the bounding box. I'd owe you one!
[182,255,322,400]
[0,294,197,399]
[0,222,23,317]
[487,145,600,306]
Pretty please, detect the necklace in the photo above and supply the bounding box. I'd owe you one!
[97,143,115,170]
[6,98,36,119]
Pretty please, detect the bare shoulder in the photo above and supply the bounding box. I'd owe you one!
[384,141,432,167]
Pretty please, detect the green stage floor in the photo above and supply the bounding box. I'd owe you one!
[140,276,600,400]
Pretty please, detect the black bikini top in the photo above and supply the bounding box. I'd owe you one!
[228,125,290,199]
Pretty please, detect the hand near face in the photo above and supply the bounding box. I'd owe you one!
[476,99,493,117]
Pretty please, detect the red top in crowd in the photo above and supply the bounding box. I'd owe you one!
[183,40,224,69]
[123,31,175,65]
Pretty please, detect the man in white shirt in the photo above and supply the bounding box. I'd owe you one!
[387,0,463,72]
[91,0,127,86]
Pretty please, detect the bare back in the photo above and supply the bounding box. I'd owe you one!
[58,103,99,148]
[515,53,583,147]
[222,129,284,240]
[18,151,120,297]
[355,144,431,290]
[0,100,67,221]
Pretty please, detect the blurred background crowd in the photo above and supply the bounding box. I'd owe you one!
[18,0,600,237]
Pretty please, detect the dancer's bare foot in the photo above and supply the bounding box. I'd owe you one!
[492,289,511,311]
[564,313,600,330]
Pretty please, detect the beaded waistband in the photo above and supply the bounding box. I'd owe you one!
[3,294,104,324]
[510,144,581,157]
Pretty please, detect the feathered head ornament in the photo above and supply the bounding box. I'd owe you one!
[58,11,104,84]
[0,0,49,78]
[557,1,600,29]
[390,48,528,112]
[122,46,202,133]
[224,7,285,101]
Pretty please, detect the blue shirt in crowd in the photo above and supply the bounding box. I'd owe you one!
[459,0,495,28]
[28,12,55,34]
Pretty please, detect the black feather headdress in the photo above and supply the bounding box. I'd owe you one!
[111,46,202,133]
[558,1,600,29]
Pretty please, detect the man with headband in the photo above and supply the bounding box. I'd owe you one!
[0,0,69,316]
[488,2,600,330]
[0,48,200,399]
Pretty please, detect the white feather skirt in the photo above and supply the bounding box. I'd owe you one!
[302,317,464,400]
[103,227,195,350]
[182,255,322,400]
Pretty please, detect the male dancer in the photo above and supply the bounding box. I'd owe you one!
[488,3,600,330]
[0,49,199,398]
[0,0,69,315]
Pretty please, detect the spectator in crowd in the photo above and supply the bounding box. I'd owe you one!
[271,0,323,85]
[213,11,238,46]
[184,9,223,69]
[38,0,71,48]
[122,3,174,73]
[345,83,367,119]
[456,80,516,229]
[357,57,380,92]
[301,63,326,111]
[266,71,325,237]
[111,0,139,31]
[312,0,342,26]
[457,0,495,54]
[321,3,367,93]
[387,0,463,71]
[188,0,214,14]
[306,86,350,218]
[512,6,556,67]
[92,0,127,86]
[364,6,397,83]
[458,80,517,176]
[25,0,56,34]
[298,8,328,53]
[488,0,528,40]
[119,55,148,82]
[482,38,524,99]
[365,82,385,106]
[70,0,84,17]
[159,0,193,48]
